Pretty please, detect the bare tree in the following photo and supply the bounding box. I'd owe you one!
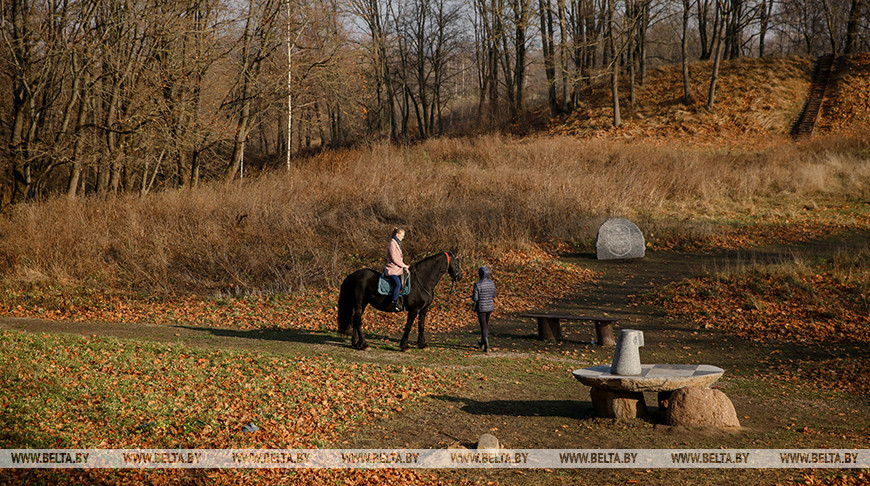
[224,0,284,180]
[352,0,400,141]
[758,0,772,57]
[3,0,60,202]
[556,0,569,112]
[501,0,532,120]
[706,0,731,110]
[696,0,714,59]
[844,0,867,54]
[608,0,620,126]
[473,0,502,124]
[681,0,693,104]
[540,0,559,116]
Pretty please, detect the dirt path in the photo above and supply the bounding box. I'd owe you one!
[486,229,870,349]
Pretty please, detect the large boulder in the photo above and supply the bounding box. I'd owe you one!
[595,218,646,260]
[665,387,740,428]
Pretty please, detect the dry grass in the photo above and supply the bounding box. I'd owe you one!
[0,133,869,295]
[4,55,870,296]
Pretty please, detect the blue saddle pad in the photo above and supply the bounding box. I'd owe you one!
[378,274,410,296]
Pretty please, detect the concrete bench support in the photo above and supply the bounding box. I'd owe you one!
[521,313,618,346]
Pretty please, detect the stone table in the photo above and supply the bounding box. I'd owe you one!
[573,364,724,421]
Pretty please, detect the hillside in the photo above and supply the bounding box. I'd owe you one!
[548,56,826,144]
[817,53,870,134]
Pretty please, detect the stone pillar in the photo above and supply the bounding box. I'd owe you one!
[590,388,649,421]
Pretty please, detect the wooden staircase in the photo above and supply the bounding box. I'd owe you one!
[791,54,836,139]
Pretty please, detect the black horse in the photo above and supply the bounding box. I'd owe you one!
[337,251,461,351]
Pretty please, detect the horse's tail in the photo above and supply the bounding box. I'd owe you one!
[337,277,354,335]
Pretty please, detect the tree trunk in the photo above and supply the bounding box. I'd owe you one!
[844,0,864,55]
[490,0,501,124]
[67,70,91,198]
[821,0,839,55]
[638,0,648,85]
[626,0,636,109]
[698,0,712,60]
[556,0,569,112]
[608,0,620,127]
[512,0,528,120]
[706,0,729,111]
[8,0,33,203]
[540,0,558,116]
[225,5,255,181]
[681,0,693,105]
[758,0,771,58]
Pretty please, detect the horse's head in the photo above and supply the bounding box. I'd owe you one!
[446,250,462,282]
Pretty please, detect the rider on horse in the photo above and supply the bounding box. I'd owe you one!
[385,228,409,311]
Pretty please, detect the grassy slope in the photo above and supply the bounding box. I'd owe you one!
[818,53,870,134]
[548,53,870,142]
[548,57,813,142]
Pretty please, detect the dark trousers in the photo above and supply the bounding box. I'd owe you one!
[477,311,491,348]
[389,275,402,301]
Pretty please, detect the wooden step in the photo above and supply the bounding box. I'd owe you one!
[791,54,836,139]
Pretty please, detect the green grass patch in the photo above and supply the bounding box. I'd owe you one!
[0,330,452,449]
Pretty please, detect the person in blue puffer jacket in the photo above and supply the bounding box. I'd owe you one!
[471,266,497,352]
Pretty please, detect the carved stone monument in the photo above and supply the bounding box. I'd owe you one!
[595,218,645,260]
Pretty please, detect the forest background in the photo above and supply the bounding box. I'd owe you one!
[2,0,869,202]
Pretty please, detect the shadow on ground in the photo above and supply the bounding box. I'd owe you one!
[171,325,342,346]
[433,395,593,420]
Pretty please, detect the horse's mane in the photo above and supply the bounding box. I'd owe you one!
[411,251,449,270]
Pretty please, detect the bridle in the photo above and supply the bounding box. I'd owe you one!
[445,251,459,294]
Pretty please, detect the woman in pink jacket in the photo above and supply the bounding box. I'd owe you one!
[384,228,409,311]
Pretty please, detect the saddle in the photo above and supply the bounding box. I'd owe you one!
[377,272,411,297]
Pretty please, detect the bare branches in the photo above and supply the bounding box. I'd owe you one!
[1,0,869,202]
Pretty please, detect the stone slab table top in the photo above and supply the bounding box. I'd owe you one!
[573,364,724,393]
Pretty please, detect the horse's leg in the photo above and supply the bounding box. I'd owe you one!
[352,307,370,351]
[417,309,429,349]
[399,310,418,352]
[350,307,360,349]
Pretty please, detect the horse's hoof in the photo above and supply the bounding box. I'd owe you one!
[418,344,429,350]
[399,344,410,352]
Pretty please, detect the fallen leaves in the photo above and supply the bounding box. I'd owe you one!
[655,269,869,344]
[793,471,870,486]
[0,331,468,485]
[817,53,870,135]
[653,252,870,396]
[548,57,813,147]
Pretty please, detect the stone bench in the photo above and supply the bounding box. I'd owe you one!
[573,364,725,421]
[519,313,618,346]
